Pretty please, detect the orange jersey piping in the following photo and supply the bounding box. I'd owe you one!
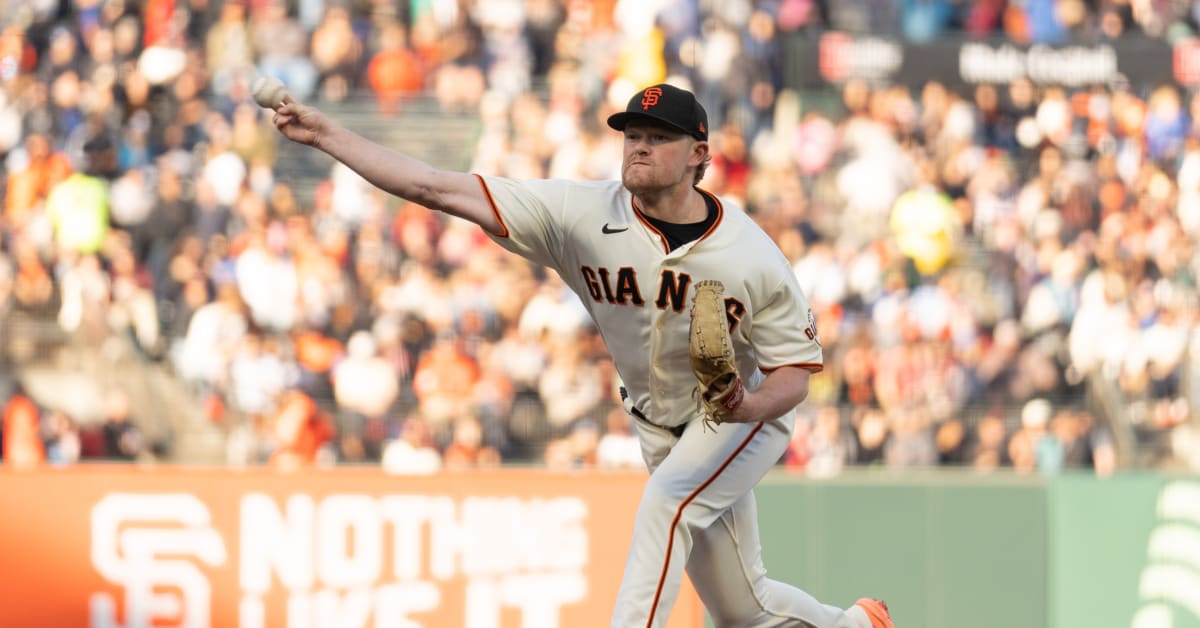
[761,362,824,374]
[473,174,509,237]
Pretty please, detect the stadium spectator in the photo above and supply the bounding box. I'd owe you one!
[308,4,361,102]
[332,330,399,420]
[56,252,109,343]
[45,136,110,255]
[100,388,144,462]
[44,409,81,466]
[805,404,856,477]
[935,417,969,465]
[291,324,343,403]
[251,0,318,102]
[851,406,890,466]
[331,329,399,460]
[365,20,426,114]
[441,412,502,469]
[267,388,334,470]
[381,413,442,475]
[412,331,480,433]
[537,336,605,432]
[10,239,56,319]
[5,132,71,230]
[2,385,44,468]
[173,281,249,394]
[596,406,643,470]
[205,0,255,97]
[228,333,290,419]
[968,408,1011,472]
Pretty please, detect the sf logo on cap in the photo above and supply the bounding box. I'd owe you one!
[641,87,662,110]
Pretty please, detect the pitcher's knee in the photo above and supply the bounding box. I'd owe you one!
[639,475,687,512]
[636,474,729,545]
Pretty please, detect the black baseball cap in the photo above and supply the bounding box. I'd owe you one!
[606,83,708,141]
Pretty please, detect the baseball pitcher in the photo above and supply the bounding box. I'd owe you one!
[267,81,894,628]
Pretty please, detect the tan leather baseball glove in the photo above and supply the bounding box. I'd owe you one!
[689,280,745,425]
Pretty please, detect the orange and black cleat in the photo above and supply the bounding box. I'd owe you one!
[855,598,895,628]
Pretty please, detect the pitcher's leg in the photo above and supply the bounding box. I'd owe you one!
[612,420,782,628]
[611,472,699,628]
[614,417,819,627]
[686,492,865,628]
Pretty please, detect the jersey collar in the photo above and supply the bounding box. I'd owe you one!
[631,188,724,254]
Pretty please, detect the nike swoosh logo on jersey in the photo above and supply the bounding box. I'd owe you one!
[602,224,628,234]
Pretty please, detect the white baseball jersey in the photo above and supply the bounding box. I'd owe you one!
[474,174,865,628]
[475,175,823,429]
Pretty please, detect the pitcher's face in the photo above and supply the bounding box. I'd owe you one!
[620,121,703,195]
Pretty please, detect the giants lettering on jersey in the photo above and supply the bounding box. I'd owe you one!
[579,266,744,332]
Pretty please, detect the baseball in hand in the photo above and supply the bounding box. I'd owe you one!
[252,76,288,109]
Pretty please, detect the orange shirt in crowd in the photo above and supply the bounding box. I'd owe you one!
[142,0,175,47]
[293,330,344,374]
[367,47,425,110]
[3,394,45,468]
[5,150,72,230]
[269,390,334,470]
[413,341,480,404]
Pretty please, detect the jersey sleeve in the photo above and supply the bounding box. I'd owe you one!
[751,271,824,374]
[474,174,572,270]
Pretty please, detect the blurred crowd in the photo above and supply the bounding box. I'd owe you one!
[803,0,1200,43]
[3,0,1200,475]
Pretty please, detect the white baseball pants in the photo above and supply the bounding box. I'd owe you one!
[611,414,869,628]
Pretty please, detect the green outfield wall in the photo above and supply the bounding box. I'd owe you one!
[747,471,1200,628]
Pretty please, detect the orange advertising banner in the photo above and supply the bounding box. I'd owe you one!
[0,466,704,628]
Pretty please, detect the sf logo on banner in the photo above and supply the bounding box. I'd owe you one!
[91,493,227,628]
